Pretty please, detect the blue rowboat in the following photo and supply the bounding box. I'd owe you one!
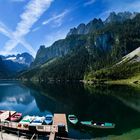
[44,114,53,125]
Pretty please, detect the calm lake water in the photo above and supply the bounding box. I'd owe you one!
[0,80,140,139]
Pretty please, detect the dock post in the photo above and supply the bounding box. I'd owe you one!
[1,125,3,140]
[36,134,38,140]
[17,130,19,140]
[0,119,3,140]
[49,131,55,140]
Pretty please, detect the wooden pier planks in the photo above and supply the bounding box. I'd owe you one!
[49,131,56,140]
[49,114,68,140]
[53,114,68,132]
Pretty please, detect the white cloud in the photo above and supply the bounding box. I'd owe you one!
[0,22,12,38]
[3,0,54,56]
[14,0,53,37]
[20,38,37,56]
[84,0,96,6]
[42,9,69,27]
[32,26,41,32]
[32,9,69,32]
[0,21,36,56]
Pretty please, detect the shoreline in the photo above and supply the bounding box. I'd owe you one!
[83,76,140,87]
[0,78,140,87]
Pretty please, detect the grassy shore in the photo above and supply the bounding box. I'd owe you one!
[107,128,140,140]
[94,128,140,140]
[106,74,140,87]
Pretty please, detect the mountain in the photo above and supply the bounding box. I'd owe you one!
[67,18,104,36]
[0,57,7,78]
[20,12,140,82]
[32,35,88,67]
[67,12,138,36]
[85,47,140,82]
[117,47,140,64]
[32,12,139,68]
[0,52,34,78]
[2,52,34,66]
[105,12,137,24]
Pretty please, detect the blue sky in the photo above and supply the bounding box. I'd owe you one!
[0,0,140,57]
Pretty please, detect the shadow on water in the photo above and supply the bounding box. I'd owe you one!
[26,82,140,138]
[0,80,140,138]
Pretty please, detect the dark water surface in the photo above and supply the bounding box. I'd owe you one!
[0,80,140,139]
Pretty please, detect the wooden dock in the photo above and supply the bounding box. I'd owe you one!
[49,114,68,140]
[0,111,68,140]
[36,114,68,140]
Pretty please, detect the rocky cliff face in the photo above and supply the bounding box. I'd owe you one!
[33,36,87,66]
[105,12,137,24]
[32,12,139,68]
[67,19,104,36]
[67,12,137,36]
[3,52,34,66]
[117,46,140,65]
[33,18,108,67]
[16,52,34,66]
[0,52,34,78]
[94,32,114,51]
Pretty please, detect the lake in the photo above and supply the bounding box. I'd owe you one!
[0,80,140,139]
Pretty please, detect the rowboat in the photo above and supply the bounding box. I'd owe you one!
[18,115,35,128]
[44,114,53,125]
[30,116,45,126]
[68,115,78,125]
[8,112,22,122]
[80,121,115,129]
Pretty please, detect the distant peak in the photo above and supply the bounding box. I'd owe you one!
[105,11,138,24]
[77,23,86,28]
[67,18,103,36]
[92,18,102,22]
[1,52,34,66]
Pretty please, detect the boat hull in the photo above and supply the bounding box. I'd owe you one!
[10,113,22,122]
[80,121,115,129]
[30,116,45,126]
[44,114,53,125]
[68,115,78,125]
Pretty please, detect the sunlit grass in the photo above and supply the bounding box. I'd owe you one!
[107,128,140,140]
[106,73,140,88]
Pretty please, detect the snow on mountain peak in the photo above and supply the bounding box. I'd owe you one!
[2,53,34,67]
[6,57,16,61]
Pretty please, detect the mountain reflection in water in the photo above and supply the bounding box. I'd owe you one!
[0,80,139,138]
